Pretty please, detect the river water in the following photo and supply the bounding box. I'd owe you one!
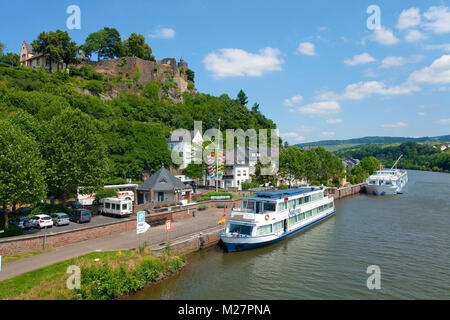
[128,170,450,300]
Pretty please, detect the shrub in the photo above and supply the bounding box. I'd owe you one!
[85,80,105,95]
[31,204,70,216]
[278,185,289,190]
[0,223,24,238]
[198,205,207,211]
[241,181,259,190]
[95,188,118,202]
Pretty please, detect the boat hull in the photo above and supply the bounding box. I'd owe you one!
[220,210,335,252]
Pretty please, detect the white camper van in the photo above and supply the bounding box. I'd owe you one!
[99,198,133,217]
[77,185,136,206]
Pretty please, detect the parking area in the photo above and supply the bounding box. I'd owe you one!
[12,214,134,240]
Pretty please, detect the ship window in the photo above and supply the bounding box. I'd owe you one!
[288,200,295,210]
[289,216,296,225]
[256,224,272,236]
[243,200,255,212]
[263,202,276,212]
[229,224,253,236]
[273,221,283,232]
[278,202,287,211]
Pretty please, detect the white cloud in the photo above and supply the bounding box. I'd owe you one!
[280,132,306,142]
[423,6,450,34]
[370,26,400,45]
[380,55,423,68]
[149,27,176,39]
[318,81,420,101]
[404,29,428,42]
[397,8,421,30]
[326,119,343,124]
[439,118,450,125]
[298,101,341,115]
[297,125,315,133]
[418,112,426,116]
[409,55,450,84]
[284,94,303,107]
[381,56,407,68]
[320,131,336,137]
[381,122,407,128]
[297,42,316,56]
[344,53,376,66]
[203,47,283,79]
[425,43,450,52]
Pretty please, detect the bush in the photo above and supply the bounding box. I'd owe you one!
[241,181,259,191]
[85,80,105,95]
[31,204,69,216]
[0,223,24,238]
[198,205,207,211]
[95,188,118,202]
[278,185,289,190]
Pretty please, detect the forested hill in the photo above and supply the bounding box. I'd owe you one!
[296,135,450,149]
[0,65,276,183]
[335,142,450,173]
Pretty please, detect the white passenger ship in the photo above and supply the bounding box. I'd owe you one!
[220,187,335,252]
[365,155,408,196]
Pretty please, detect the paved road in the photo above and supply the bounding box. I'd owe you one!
[0,207,228,281]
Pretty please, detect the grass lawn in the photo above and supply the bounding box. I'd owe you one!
[2,249,54,264]
[0,247,184,300]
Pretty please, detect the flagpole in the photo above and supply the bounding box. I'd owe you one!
[216,117,221,193]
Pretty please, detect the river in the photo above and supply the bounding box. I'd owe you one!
[127,170,450,300]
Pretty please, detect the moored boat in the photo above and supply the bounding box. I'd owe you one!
[365,155,408,196]
[220,187,335,252]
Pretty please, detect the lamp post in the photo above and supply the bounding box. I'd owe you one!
[216,117,221,193]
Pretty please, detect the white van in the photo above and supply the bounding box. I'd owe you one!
[99,198,133,217]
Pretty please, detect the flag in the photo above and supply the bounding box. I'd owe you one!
[217,214,226,225]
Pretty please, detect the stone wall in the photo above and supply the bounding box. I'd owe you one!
[0,219,136,255]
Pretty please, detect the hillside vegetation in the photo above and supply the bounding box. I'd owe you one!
[0,65,276,198]
[336,142,450,173]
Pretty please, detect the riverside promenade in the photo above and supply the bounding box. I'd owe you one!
[0,207,226,281]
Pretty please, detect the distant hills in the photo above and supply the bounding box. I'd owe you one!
[295,135,450,152]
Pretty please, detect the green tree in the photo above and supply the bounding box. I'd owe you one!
[279,146,304,187]
[251,158,278,186]
[41,109,110,201]
[0,121,46,228]
[123,33,154,61]
[186,69,195,83]
[82,27,123,61]
[303,149,320,182]
[31,30,78,72]
[0,53,20,67]
[237,89,248,106]
[360,156,380,175]
[0,42,4,55]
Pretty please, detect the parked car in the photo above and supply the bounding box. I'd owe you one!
[69,209,91,224]
[66,201,84,210]
[10,217,32,230]
[29,215,53,229]
[51,213,70,226]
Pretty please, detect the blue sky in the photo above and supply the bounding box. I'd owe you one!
[1,0,449,143]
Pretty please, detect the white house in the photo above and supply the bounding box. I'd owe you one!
[167,129,203,170]
[19,40,67,72]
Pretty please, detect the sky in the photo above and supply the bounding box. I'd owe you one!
[1,0,450,144]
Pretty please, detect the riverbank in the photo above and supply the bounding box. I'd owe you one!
[0,246,184,300]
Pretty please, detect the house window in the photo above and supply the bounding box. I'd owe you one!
[37,59,40,66]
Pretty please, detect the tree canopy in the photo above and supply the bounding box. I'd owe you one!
[81,27,123,61]
[123,33,154,61]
